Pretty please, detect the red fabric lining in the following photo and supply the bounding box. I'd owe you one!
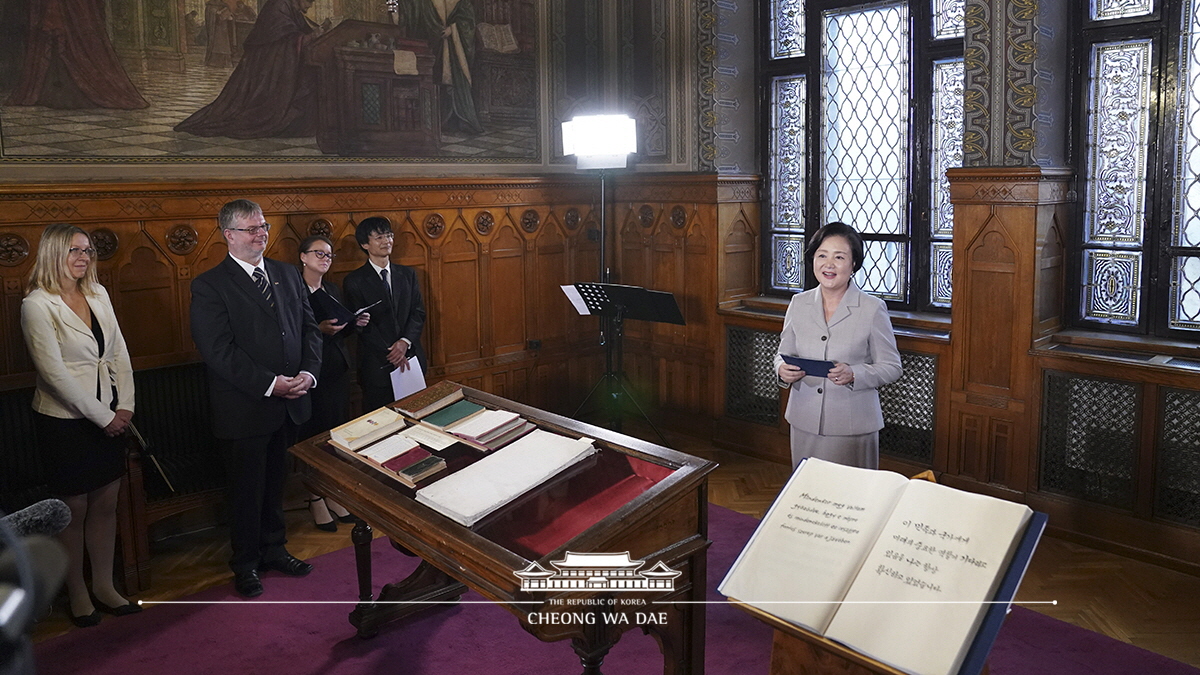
[480,451,676,559]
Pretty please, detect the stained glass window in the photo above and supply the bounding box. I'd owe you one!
[773,233,807,290]
[771,75,806,234]
[1082,249,1143,325]
[1073,0,1200,337]
[933,0,965,39]
[930,57,963,307]
[1085,41,1152,248]
[931,241,954,307]
[1092,0,1154,21]
[772,0,805,59]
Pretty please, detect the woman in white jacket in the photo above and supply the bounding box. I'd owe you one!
[21,223,141,626]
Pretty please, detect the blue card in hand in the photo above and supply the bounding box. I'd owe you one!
[780,354,835,378]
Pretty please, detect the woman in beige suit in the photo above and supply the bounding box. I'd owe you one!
[21,223,141,626]
[776,222,903,470]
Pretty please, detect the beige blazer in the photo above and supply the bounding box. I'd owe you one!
[21,285,135,427]
[774,284,902,436]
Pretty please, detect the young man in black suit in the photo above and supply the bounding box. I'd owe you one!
[342,216,427,412]
[190,199,322,597]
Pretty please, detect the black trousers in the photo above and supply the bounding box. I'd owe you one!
[360,383,395,414]
[221,421,294,574]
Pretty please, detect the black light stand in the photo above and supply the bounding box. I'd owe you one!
[564,283,685,447]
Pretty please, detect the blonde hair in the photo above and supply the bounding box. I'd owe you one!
[25,223,100,297]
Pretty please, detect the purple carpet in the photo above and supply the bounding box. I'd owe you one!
[33,506,1199,675]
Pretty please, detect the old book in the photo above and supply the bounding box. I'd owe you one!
[477,22,519,53]
[395,380,463,419]
[348,435,446,488]
[329,407,406,452]
[355,433,419,464]
[421,399,485,430]
[719,458,1041,675]
[415,429,596,527]
[475,419,535,451]
[446,409,522,444]
[393,454,447,487]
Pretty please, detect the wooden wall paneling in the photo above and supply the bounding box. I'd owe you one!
[434,225,483,364]
[489,223,529,356]
[618,207,653,343]
[683,211,712,348]
[110,227,179,363]
[1,224,40,385]
[1035,207,1069,339]
[571,209,601,345]
[716,177,760,305]
[651,218,683,343]
[533,220,571,348]
[947,168,1072,495]
[718,207,757,303]
[963,224,1019,396]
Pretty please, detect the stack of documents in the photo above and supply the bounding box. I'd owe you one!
[416,430,596,527]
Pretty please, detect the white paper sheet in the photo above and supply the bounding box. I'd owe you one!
[391,355,427,401]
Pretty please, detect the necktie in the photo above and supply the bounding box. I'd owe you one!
[381,267,391,296]
[253,267,275,308]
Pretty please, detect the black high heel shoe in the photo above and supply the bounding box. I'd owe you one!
[70,609,101,628]
[325,498,356,523]
[306,497,337,532]
[95,599,142,616]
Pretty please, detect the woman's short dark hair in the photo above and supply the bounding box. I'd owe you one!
[354,216,392,246]
[805,221,865,273]
[299,235,333,255]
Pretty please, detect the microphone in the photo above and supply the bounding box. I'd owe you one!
[0,500,71,539]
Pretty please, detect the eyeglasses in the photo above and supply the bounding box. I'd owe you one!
[303,250,336,260]
[227,223,272,236]
[68,247,96,258]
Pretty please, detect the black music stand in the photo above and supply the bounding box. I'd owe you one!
[562,282,685,446]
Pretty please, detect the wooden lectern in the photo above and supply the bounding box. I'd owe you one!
[304,20,440,156]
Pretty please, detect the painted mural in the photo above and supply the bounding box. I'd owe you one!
[0,0,539,161]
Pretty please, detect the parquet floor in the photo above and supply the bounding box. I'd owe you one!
[30,426,1200,670]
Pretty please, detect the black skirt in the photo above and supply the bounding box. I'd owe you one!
[34,412,126,497]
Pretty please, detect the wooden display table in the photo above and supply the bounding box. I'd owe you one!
[290,386,717,675]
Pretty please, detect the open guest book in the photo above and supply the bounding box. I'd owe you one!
[719,458,1046,675]
[415,429,597,527]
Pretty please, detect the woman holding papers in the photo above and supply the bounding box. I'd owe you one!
[775,222,902,470]
[21,224,141,626]
[296,235,369,530]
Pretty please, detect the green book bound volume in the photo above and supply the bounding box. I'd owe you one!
[422,399,485,430]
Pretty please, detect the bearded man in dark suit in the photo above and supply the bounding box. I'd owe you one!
[342,216,426,412]
[190,199,322,597]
